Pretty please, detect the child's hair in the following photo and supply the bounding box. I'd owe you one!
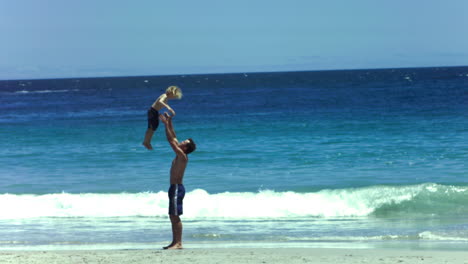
[166,86,183,99]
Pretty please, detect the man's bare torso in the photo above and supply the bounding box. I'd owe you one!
[170,155,188,184]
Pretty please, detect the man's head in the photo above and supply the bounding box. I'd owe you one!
[179,138,196,154]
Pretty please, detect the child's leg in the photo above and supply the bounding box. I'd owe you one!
[143,128,154,150]
[143,108,159,150]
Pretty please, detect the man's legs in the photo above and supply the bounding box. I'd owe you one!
[164,215,183,249]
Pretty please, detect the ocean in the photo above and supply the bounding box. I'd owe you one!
[0,67,467,250]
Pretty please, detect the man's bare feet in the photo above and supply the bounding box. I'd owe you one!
[142,142,153,150]
[163,243,183,250]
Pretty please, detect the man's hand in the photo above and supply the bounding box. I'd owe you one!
[159,112,171,124]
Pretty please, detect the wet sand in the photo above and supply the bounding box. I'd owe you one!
[1,248,467,264]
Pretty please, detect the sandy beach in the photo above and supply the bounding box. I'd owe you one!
[1,248,467,264]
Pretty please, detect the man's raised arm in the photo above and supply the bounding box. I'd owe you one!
[166,113,177,140]
[160,113,176,140]
[159,113,186,157]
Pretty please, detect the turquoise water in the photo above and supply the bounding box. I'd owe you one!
[0,67,467,249]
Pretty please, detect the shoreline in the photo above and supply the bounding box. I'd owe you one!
[1,240,468,252]
[1,248,467,264]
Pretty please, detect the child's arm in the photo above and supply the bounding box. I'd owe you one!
[159,101,176,117]
[155,94,176,116]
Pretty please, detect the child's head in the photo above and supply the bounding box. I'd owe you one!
[166,86,183,99]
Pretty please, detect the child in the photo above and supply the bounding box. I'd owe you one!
[142,85,183,150]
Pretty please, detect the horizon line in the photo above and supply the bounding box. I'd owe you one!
[1,65,467,82]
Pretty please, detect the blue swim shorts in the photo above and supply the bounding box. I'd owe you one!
[168,184,185,216]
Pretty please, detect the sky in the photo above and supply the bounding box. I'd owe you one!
[1,0,468,80]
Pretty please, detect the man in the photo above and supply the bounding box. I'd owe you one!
[159,113,196,250]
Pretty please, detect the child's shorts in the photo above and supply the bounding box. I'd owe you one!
[147,107,159,131]
[168,184,185,216]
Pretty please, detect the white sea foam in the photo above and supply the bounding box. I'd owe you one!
[418,231,468,241]
[0,192,167,219]
[2,184,465,220]
[13,89,79,94]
